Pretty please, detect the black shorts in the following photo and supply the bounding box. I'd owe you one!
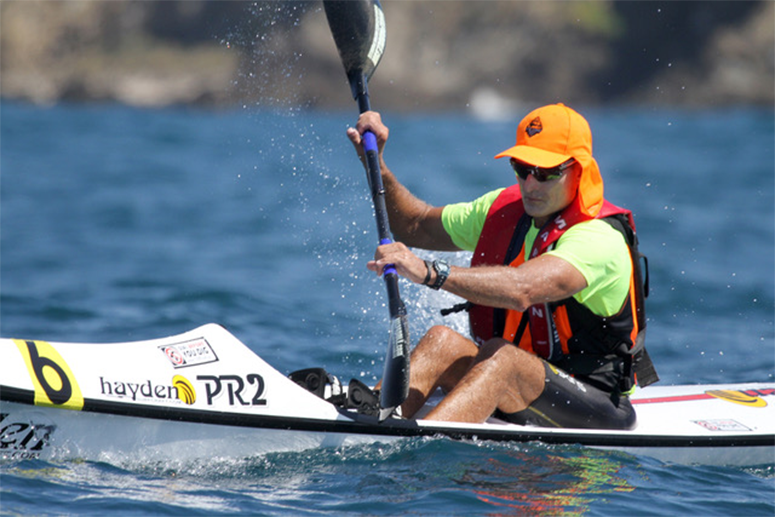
[495,362,637,430]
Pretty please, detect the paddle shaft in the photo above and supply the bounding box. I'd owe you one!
[352,73,406,321]
[354,71,409,417]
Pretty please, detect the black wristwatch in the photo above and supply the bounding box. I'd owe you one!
[429,259,450,290]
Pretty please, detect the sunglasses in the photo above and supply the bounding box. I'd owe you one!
[510,158,575,182]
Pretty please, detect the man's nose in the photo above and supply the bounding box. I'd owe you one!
[522,173,541,190]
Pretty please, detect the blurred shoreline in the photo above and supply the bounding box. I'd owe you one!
[1,1,773,113]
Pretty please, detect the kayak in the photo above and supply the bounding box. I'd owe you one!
[1,323,773,466]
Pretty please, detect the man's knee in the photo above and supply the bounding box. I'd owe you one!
[477,338,517,361]
[418,325,475,356]
[422,325,460,343]
[476,338,542,374]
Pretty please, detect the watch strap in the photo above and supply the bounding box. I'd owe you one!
[422,260,433,286]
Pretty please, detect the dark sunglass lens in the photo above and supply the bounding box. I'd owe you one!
[510,159,529,180]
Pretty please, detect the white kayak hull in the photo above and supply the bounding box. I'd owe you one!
[1,401,386,463]
[2,324,773,466]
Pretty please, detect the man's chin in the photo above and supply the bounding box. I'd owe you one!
[523,202,547,218]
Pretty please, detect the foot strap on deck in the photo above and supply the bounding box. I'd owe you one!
[346,378,380,417]
[288,368,346,407]
[289,368,382,417]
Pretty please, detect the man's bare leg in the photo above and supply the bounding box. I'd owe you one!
[424,338,546,423]
[400,325,479,418]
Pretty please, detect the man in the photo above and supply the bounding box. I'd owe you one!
[346,104,657,430]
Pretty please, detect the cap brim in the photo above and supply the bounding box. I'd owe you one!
[494,145,571,168]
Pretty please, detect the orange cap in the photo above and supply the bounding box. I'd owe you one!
[495,104,604,217]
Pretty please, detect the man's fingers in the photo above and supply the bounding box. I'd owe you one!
[346,127,361,144]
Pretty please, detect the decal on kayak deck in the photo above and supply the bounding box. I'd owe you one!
[159,337,218,369]
[13,340,84,410]
[705,389,769,407]
[0,411,56,460]
[693,419,753,432]
[632,387,775,407]
[173,375,196,405]
[196,374,266,407]
[99,376,184,404]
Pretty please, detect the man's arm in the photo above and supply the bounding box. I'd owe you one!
[380,164,458,250]
[369,242,588,312]
[443,254,588,312]
[347,112,459,251]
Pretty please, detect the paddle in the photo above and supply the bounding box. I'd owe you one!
[324,0,409,421]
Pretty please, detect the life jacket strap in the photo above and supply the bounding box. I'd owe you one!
[440,301,471,316]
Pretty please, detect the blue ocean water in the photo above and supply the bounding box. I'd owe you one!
[1,101,773,515]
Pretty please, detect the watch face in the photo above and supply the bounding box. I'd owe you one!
[430,260,449,289]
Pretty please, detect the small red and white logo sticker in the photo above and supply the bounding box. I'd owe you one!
[159,338,218,369]
[693,419,752,432]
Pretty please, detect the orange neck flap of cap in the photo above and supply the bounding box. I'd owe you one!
[575,155,604,217]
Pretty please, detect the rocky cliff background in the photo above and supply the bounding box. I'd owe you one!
[1,0,773,113]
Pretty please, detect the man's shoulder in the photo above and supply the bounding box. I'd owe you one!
[441,188,507,252]
[564,218,626,241]
[553,219,629,268]
[442,188,506,229]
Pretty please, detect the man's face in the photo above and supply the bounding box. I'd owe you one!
[517,162,581,223]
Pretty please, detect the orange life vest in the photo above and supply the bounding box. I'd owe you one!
[467,185,658,392]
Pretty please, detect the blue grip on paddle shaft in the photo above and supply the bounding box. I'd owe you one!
[362,130,378,153]
[379,237,397,276]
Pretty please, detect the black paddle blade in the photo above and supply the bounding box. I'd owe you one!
[323,0,386,98]
[379,314,410,421]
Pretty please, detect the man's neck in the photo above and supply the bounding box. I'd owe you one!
[534,212,561,229]
[533,216,549,229]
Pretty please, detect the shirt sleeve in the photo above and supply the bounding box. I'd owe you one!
[440,188,505,251]
[546,219,632,317]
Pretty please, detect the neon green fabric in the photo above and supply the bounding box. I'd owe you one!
[441,188,505,251]
[441,191,631,317]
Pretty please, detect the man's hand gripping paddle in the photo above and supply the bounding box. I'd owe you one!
[324,0,409,421]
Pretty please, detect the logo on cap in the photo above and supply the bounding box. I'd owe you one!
[526,117,543,137]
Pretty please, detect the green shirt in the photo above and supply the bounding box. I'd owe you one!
[441,189,632,317]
